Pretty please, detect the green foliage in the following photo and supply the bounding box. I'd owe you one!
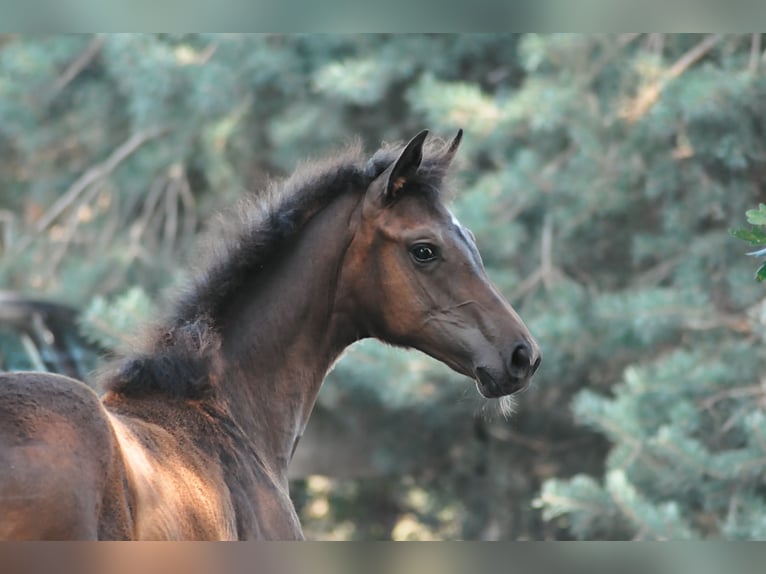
[746,204,766,226]
[506,33,766,539]
[733,204,766,281]
[78,287,155,350]
[730,227,766,246]
[538,469,700,540]
[3,33,766,539]
[538,339,766,539]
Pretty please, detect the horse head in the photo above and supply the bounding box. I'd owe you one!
[341,130,541,398]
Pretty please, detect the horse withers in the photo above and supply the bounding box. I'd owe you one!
[0,130,541,539]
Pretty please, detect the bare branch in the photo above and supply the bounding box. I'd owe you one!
[130,176,168,248]
[680,312,750,333]
[487,424,594,454]
[580,34,644,89]
[13,126,168,255]
[95,183,122,248]
[174,165,198,242]
[47,180,106,276]
[619,33,644,47]
[645,33,665,56]
[720,404,752,437]
[509,211,567,301]
[665,34,723,81]
[597,304,750,334]
[197,43,218,65]
[622,34,723,123]
[163,176,180,257]
[0,210,15,253]
[51,35,106,98]
[510,268,543,302]
[634,254,685,288]
[540,212,556,289]
[750,33,762,74]
[699,383,766,410]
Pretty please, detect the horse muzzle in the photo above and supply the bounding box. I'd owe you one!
[474,367,526,398]
[473,342,541,398]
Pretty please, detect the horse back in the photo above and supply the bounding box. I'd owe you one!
[0,371,133,539]
[1,372,300,540]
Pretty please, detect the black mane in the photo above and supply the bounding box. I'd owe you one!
[104,136,455,399]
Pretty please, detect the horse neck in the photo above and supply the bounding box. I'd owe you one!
[214,191,362,476]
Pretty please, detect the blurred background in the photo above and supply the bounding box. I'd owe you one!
[1,33,766,540]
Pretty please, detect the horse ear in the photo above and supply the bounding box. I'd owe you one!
[384,129,429,202]
[443,128,463,165]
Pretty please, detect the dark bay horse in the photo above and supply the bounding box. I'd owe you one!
[0,130,541,540]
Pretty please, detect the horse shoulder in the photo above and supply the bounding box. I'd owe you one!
[104,407,239,540]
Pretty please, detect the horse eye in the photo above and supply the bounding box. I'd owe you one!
[410,243,438,263]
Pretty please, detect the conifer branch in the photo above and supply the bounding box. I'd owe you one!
[699,384,766,410]
[536,492,608,516]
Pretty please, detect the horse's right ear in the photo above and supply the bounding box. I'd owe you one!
[384,130,429,203]
[364,130,429,216]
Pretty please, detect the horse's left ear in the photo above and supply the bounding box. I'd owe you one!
[384,129,429,202]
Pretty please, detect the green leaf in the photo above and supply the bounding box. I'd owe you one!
[730,227,766,245]
[756,262,766,282]
[745,204,766,226]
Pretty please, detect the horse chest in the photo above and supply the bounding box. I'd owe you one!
[230,478,304,540]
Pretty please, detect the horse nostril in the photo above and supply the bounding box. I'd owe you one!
[530,354,542,376]
[509,342,532,376]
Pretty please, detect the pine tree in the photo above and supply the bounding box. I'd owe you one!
[531,34,766,540]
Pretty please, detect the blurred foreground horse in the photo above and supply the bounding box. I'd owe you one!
[0,130,540,540]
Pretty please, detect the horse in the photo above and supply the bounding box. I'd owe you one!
[0,130,541,540]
